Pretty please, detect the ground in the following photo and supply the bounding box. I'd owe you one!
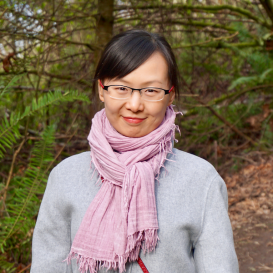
[224,154,273,273]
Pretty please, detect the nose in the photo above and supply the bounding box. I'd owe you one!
[126,90,144,112]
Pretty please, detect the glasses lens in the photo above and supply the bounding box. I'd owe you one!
[107,86,131,99]
[142,88,164,101]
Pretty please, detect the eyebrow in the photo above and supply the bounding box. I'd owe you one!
[115,79,163,86]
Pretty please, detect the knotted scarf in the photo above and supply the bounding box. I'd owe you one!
[66,105,178,273]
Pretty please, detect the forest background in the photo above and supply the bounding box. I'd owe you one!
[0,0,273,272]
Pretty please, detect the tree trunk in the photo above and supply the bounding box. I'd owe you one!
[90,0,114,120]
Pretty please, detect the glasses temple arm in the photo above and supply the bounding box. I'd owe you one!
[99,79,104,88]
[169,86,174,93]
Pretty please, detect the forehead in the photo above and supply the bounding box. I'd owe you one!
[110,52,169,86]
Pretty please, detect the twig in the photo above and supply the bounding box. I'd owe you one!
[232,155,258,165]
[0,8,7,20]
[1,115,79,243]
[182,84,273,118]
[28,135,77,140]
[114,4,270,28]
[228,140,250,152]
[48,129,78,171]
[180,76,257,145]
[3,86,67,93]
[178,94,199,97]
[1,138,26,216]
[258,263,273,271]
[173,40,259,49]
[0,171,8,179]
[173,31,239,48]
[214,140,218,169]
[204,103,257,145]
[18,263,31,273]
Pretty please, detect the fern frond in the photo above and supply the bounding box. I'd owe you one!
[0,73,26,98]
[0,90,89,159]
[259,68,273,82]
[0,125,56,255]
[228,66,273,91]
[0,256,16,273]
[228,75,258,91]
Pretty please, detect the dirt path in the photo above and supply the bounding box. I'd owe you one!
[224,155,273,272]
[234,213,273,272]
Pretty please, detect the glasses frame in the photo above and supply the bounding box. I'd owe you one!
[99,80,174,101]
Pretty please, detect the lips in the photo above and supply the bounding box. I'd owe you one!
[123,117,146,124]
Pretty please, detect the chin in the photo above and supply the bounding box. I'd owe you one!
[122,130,143,138]
[116,127,144,138]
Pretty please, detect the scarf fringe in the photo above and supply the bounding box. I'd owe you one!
[65,229,158,273]
[154,123,177,181]
[64,253,119,273]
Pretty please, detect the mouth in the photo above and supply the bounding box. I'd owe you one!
[122,116,146,124]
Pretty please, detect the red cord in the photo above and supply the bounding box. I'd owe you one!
[137,257,149,273]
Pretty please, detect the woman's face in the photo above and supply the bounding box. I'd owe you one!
[98,52,175,138]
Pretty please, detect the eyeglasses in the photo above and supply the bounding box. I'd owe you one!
[99,80,174,102]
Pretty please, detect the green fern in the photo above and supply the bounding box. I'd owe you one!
[228,68,273,91]
[0,125,56,271]
[0,90,90,159]
[246,52,271,74]
[0,77,90,270]
[0,256,16,273]
[0,74,26,99]
[228,75,258,91]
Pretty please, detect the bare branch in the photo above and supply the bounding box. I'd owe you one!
[115,4,271,29]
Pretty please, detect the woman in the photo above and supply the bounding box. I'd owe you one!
[31,30,239,273]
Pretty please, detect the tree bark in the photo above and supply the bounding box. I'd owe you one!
[90,0,114,120]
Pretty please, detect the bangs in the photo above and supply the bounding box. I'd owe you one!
[97,34,158,81]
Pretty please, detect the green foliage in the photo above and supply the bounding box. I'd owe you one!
[0,125,56,271]
[0,256,16,273]
[0,73,90,270]
[0,75,90,159]
[0,74,26,98]
[228,68,273,90]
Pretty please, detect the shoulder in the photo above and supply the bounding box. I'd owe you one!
[47,151,95,194]
[54,151,93,176]
[171,148,215,170]
[168,148,219,183]
[164,148,226,199]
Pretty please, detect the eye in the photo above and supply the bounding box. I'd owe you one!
[145,89,159,93]
[114,86,128,91]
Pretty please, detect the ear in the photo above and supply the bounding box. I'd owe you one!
[167,88,175,106]
[98,80,105,102]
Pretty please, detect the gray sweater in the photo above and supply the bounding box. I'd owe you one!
[31,148,239,273]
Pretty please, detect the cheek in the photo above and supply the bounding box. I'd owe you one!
[103,99,122,122]
[148,101,169,122]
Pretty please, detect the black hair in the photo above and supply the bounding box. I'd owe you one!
[93,29,180,97]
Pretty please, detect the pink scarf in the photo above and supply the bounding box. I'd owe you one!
[66,105,178,273]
